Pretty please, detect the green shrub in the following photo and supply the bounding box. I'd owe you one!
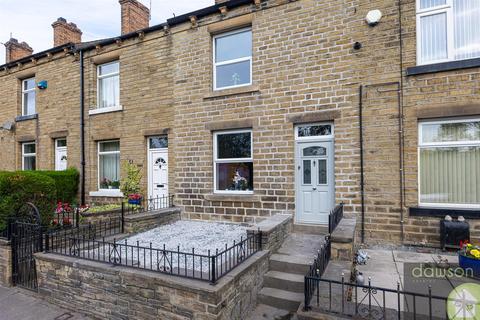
[0,171,57,229]
[120,161,142,198]
[37,168,79,203]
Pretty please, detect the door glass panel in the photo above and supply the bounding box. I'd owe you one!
[56,139,67,148]
[303,146,326,157]
[318,159,327,185]
[303,160,311,184]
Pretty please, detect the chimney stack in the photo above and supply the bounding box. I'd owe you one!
[52,17,82,47]
[5,38,33,63]
[119,0,150,35]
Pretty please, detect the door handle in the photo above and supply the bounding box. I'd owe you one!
[313,187,317,191]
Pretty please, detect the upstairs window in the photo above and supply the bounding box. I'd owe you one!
[214,130,253,193]
[22,142,36,171]
[417,0,480,65]
[419,118,480,207]
[213,28,252,90]
[97,61,120,109]
[22,78,36,116]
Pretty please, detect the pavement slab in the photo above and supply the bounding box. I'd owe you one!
[0,286,89,320]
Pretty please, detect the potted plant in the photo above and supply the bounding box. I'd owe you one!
[100,178,111,189]
[128,193,143,205]
[110,180,120,189]
[120,160,143,203]
[459,242,480,277]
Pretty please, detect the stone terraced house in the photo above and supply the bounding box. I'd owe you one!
[0,0,479,246]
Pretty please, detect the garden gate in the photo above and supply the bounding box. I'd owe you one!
[10,203,43,291]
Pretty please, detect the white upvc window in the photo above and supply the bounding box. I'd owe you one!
[213,129,254,194]
[22,142,36,171]
[418,118,480,208]
[98,140,120,190]
[97,61,120,109]
[213,28,252,90]
[22,77,36,116]
[416,0,480,65]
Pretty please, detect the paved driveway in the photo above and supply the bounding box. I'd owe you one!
[0,286,89,320]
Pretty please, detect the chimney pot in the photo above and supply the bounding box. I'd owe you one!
[5,38,33,63]
[119,0,150,35]
[52,17,82,47]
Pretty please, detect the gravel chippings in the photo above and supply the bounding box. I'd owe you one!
[126,220,250,254]
[114,220,251,273]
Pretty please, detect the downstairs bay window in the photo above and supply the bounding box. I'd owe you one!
[98,141,120,190]
[419,118,480,208]
[214,130,253,194]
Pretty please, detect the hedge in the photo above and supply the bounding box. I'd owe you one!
[0,171,56,229]
[36,168,79,204]
[0,168,80,230]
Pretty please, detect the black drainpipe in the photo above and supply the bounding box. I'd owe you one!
[359,85,365,243]
[80,50,86,206]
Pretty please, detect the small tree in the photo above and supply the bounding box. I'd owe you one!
[120,161,142,198]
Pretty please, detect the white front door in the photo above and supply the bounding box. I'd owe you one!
[295,141,335,224]
[148,136,169,199]
[55,138,67,171]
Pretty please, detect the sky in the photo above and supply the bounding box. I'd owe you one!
[0,0,213,65]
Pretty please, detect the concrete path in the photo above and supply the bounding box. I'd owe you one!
[0,286,89,320]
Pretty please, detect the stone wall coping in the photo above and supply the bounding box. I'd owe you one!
[248,214,293,233]
[0,238,11,246]
[204,193,261,202]
[123,207,181,222]
[35,250,269,302]
[81,208,122,218]
[331,218,356,244]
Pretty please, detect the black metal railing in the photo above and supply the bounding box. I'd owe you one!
[304,275,450,319]
[328,203,344,234]
[45,230,262,284]
[304,236,331,308]
[122,195,175,216]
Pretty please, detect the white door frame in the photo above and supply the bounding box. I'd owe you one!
[294,123,335,225]
[147,136,169,199]
[54,138,67,171]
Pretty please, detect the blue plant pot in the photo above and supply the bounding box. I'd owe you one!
[128,199,142,205]
[459,254,480,277]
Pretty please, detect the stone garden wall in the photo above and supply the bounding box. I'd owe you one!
[0,238,12,286]
[248,214,293,253]
[35,250,268,320]
[123,208,181,234]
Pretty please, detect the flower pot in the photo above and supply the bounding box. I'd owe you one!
[128,198,142,205]
[459,253,480,277]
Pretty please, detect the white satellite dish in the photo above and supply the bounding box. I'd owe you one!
[366,10,382,26]
[1,121,14,131]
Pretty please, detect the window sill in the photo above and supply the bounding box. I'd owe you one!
[204,85,259,100]
[88,105,123,116]
[409,206,480,219]
[204,193,260,202]
[15,114,38,122]
[89,190,124,198]
[406,57,480,76]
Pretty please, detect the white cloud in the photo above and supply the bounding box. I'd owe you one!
[0,0,213,65]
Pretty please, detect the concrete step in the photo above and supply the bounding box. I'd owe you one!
[264,271,304,293]
[293,224,328,235]
[269,254,313,275]
[258,287,304,312]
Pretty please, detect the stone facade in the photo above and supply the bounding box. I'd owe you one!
[0,239,12,287]
[0,0,479,245]
[35,251,268,320]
